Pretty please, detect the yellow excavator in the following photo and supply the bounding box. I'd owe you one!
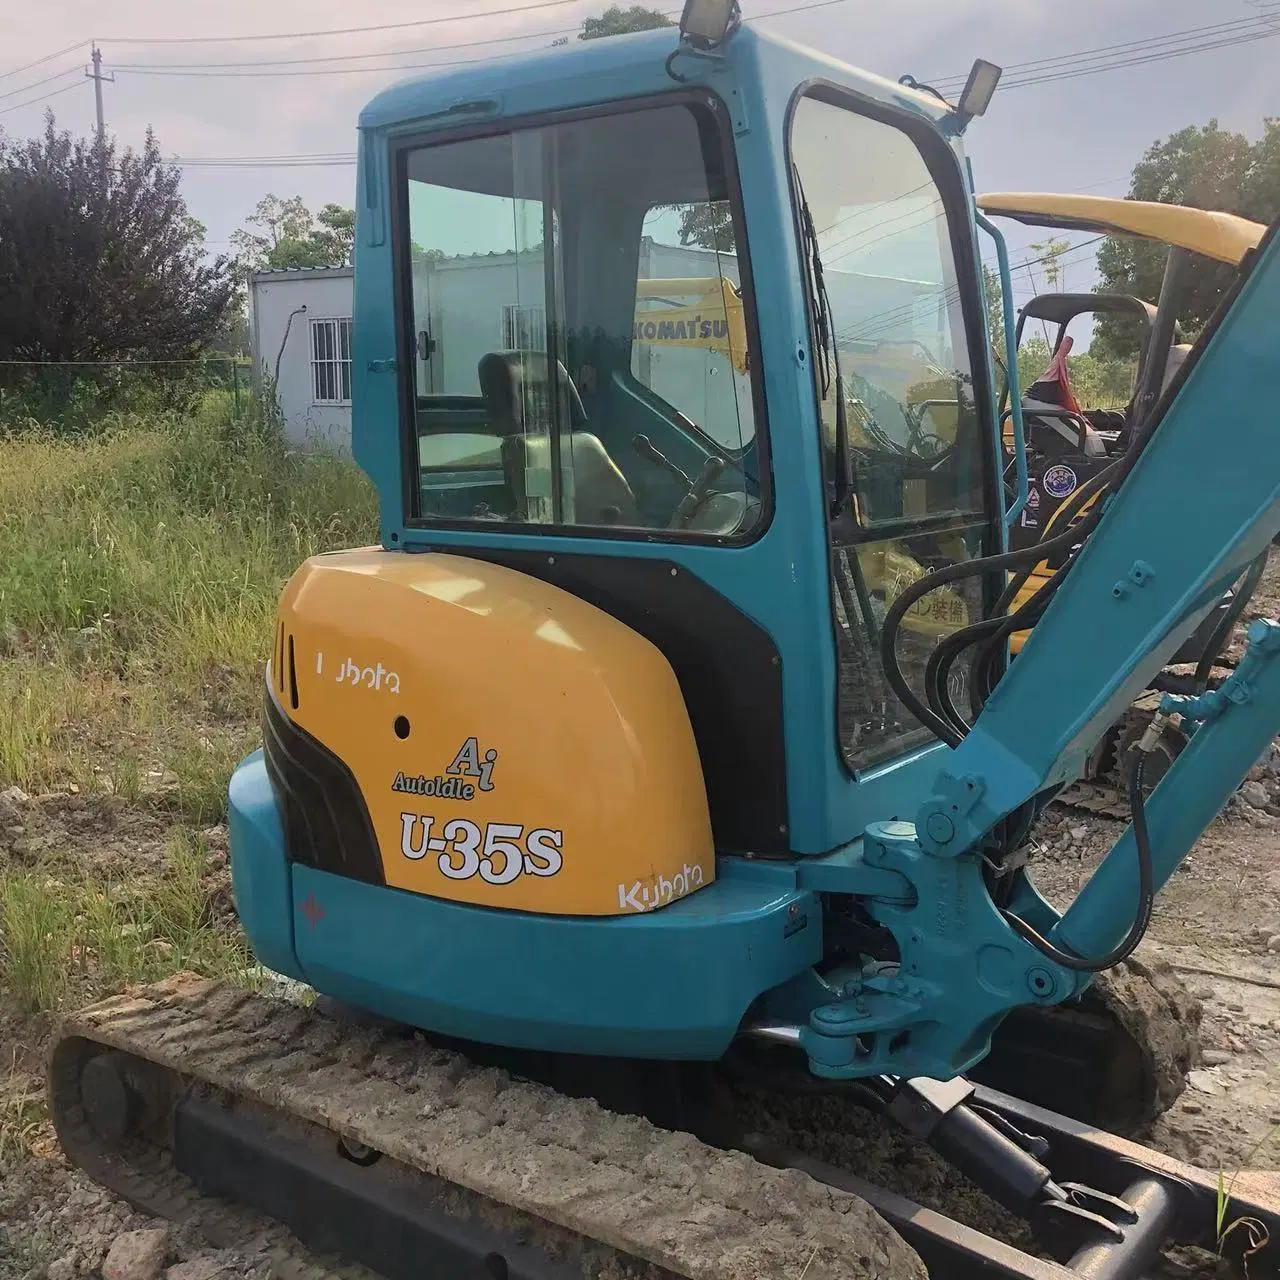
[979,193,1270,812]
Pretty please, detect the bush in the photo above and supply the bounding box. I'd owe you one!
[0,360,252,437]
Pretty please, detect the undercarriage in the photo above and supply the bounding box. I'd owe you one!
[49,973,1278,1280]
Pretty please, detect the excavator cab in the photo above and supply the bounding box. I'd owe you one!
[238,12,1011,1062]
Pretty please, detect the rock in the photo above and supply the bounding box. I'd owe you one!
[47,1254,78,1280]
[1069,825,1089,842]
[1267,934,1280,952]
[1187,1070,1225,1096]
[165,1258,232,1280]
[1241,780,1271,811]
[1181,1101,1203,1115]
[1202,1049,1231,1066]
[102,1228,170,1280]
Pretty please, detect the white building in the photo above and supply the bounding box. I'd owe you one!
[249,247,936,452]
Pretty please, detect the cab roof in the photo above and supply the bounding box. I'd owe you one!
[976,192,1265,266]
[358,24,951,135]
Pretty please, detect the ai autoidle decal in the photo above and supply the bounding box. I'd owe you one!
[393,737,497,800]
[397,738,562,884]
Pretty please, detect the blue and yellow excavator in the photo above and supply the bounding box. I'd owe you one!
[48,7,1280,1279]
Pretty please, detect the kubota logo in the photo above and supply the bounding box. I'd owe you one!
[617,863,704,913]
[316,651,401,693]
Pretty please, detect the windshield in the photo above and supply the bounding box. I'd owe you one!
[791,92,995,771]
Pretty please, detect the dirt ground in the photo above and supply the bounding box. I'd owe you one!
[3,582,1280,1279]
[2,789,1277,1280]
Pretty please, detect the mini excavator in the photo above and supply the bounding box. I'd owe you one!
[49,6,1280,1279]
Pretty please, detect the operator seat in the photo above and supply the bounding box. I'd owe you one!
[1021,337,1108,460]
[477,350,638,527]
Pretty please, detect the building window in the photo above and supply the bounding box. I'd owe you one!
[311,317,353,404]
[501,303,545,352]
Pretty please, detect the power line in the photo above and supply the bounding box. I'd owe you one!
[932,14,1276,88]
[0,65,81,103]
[0,39,87,83]
[115,22,594,71]
[931,13,1280,93]
[1001,25,1280,90]
[0,77,85,116]
[100,0,607,47]
[111,0,848,78]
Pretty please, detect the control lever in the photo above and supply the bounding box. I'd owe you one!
[672,455,726,527]
[631,433,693,488]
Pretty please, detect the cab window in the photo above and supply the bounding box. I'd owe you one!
[790,92,994,770]
[399,98,765,539]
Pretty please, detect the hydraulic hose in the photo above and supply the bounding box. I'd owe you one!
[1001,748,1156,973]
[1192,548,1269,693]
[879,505,1106,747]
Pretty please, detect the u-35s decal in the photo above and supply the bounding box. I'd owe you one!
[400,814,562,883]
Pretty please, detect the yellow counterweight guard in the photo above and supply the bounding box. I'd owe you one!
[273,550,715,916]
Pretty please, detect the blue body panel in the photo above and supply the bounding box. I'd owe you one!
[227,751,303,982]
[232,750,820,1056]
[350,25,981,856]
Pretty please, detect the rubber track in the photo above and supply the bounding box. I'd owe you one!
[49,973,927,1280]
[1053,781,1132,821]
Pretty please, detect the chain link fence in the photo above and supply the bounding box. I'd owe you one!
[0,358,257,434]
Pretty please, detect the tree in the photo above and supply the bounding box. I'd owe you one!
[232,194,355,271]
[1028,238,1071,292]
[982,263,1005,352]
[0,115,232,364]
[677,203,734,252]
[1093,119,1280,359]
[579,5,673,38]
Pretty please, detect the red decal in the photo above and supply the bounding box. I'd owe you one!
[299,893,325,928]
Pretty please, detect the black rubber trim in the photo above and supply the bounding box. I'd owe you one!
[262,680,385,885]
[172,1091,586,1280]
[445,547,789,854]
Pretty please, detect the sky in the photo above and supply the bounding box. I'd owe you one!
[2,0,1278,319]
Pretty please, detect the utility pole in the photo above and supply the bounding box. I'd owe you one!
[85,45,114,141]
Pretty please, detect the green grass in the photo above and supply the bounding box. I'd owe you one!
[0,831,262,1016]
[0,391,377,812]
[0,391,376,1020]
[0,1074,44,1172]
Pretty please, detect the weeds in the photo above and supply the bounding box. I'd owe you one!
[1216,1124,1278,1273]
[0,1076,43,1171]
[0,391,376,812]
[0,830,258,1016]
